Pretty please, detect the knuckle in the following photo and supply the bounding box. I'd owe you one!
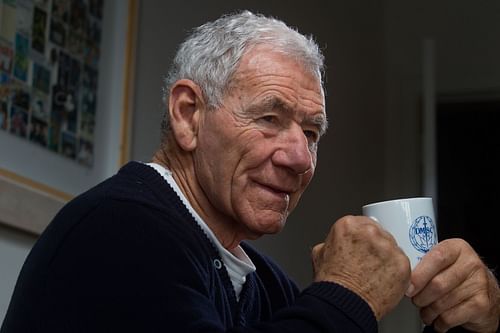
[378,238,397,255]
[339,214,355,223]
[336,215,380,238]
[419,307,433,325]
[429,297,447,315]
[454,237,472,250]
[340,215,358,228]
[471,294,490,313]
[445,238,474,255]
[362,222,381,238]
[373,240,392,257]
[429,301,441,314]
[312,243,323,254]
[333,215,355,232]
[436,312,454,331]
[419,307,435,325]
[429,276,448,294]
[469,257,486,273]
[430,246,448,267]
[311,243,324,259]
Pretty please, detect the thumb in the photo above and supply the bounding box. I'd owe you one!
[311,243,325,277]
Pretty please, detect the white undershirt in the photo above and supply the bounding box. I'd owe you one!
[146,163,256,300]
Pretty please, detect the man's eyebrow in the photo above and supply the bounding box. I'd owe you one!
[246,96,293,115]
[306,113,329,136]
[247,96,328,135]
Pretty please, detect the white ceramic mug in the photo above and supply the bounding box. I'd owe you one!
[362,197,438,269]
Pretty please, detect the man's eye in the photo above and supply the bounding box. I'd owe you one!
[304,130,318,142]
[260,115,277,123]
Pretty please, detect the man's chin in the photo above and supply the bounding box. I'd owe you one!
[245,213,287,239]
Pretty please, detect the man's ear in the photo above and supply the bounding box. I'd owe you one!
[168,79,204,151]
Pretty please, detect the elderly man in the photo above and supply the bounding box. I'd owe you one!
[2,11,499,333]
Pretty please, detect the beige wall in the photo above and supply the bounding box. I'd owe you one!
[383,0,500,201]
[381,2,500,330]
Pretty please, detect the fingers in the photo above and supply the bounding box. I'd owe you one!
[311,243,324,260]
[411,260,465,307]
[407,239,463,298]
[409,238,500,332]
[421,289,495,332]
[418,275,480,324]
[424,298,471,332]
[311,243,324,279]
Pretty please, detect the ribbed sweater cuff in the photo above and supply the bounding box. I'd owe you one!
[302,281,377,333]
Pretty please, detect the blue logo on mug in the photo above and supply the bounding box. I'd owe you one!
[409,216,437,254]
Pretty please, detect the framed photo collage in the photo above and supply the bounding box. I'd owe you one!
[0,0,104,167]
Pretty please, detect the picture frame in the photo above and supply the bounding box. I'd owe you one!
[0,0,138,234]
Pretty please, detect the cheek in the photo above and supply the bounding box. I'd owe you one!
[196,137,259,214]
[232,135,275,176]
[197,123,241,178]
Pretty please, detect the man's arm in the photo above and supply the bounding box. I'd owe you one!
[1,201,378,333]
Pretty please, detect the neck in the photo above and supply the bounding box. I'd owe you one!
[152,145,244,250]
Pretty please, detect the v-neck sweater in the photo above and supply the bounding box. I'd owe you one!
[1,161,377,332]
[145,162,256,300]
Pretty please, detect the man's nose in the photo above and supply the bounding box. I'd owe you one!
[271,126,313,175]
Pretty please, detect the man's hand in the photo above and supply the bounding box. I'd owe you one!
[407,238,500,332]
[312,215,411,320]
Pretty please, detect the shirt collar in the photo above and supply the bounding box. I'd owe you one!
[145,162,256,278]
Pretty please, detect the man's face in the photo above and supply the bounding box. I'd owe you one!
[194,45,326,241]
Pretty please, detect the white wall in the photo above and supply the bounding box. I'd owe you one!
[0,225,36,322]
[0,0,131,325]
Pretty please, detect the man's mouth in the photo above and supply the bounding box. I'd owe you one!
[256,182,293,199]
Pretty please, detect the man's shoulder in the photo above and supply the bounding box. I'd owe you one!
[32,161,206,268]
[55,161,185,225]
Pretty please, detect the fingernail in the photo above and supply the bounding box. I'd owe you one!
[405,283,415,297]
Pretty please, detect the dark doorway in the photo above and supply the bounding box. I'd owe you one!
[436,97,500,272]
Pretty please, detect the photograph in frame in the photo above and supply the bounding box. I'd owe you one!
[0,0,138,234]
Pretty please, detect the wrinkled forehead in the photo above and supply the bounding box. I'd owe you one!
[228,47,327,129]
[230,44,325,95]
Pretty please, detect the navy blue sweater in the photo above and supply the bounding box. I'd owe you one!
[1,162,379,332]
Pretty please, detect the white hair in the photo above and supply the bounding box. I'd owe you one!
[161,10,325,137]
